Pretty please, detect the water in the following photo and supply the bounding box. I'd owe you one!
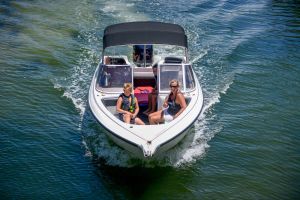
[1,0,299,199]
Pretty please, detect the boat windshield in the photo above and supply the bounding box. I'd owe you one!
[159,64,196,92]
[185,65,196,91]
[159,64,184,92]
[97,64,132,91]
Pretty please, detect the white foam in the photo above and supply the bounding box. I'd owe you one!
[53,82,63,90]
[81,121,135,167]
[62,91,86,115]
[174,143,209,167]
[201,74,234,118]
[101,1,149,22]
[190,49,208,64]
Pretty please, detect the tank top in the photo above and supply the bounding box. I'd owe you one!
[119,93,135,113]
[167,93,181,116]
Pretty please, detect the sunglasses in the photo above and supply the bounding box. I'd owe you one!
[170,85,178,88]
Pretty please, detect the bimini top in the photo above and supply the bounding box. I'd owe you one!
[103,21,188,49]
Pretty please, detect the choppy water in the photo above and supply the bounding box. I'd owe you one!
[1,0,299,199]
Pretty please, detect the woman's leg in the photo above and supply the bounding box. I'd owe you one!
[149,110,164,125]
[135,117,145,125]
[148,110,157,119]
[123,114,131,124]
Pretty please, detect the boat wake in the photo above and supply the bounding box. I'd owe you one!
[52,46,98,118]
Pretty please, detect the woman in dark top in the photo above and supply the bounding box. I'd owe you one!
[148,79,187,124]
[116,83,145,125]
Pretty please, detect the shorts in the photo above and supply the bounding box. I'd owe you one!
[163,110,174,123]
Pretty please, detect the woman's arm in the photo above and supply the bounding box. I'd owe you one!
[173,93,187,119]
[163,94,170,108]
[133,97,139,118]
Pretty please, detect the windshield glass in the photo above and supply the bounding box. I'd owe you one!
[185,65,195,90]
[159,64,183,92]
[98,65,132,89]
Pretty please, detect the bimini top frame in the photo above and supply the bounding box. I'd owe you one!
[103,21,188,49]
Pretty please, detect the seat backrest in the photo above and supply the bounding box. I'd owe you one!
[164,57,183,64]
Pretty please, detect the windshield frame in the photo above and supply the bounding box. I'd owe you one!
[158,63,197,93]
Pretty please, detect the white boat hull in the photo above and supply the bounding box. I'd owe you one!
[88,65,203,158]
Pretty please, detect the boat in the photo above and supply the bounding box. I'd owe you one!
[88,21,203,158]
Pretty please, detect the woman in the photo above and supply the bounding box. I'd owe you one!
[116,83,145,125]
[148,79,187,124]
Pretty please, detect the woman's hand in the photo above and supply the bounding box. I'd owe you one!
[163,102,168,108]
[131,113,136,119]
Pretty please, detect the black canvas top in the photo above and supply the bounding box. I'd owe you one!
[103,21,188,49]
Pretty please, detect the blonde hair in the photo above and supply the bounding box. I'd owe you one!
[123,83,133,92]
[169,79,180,87]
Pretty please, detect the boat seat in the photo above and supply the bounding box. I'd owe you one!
[164,57,183,64]
[134,86,154,106]
[104,56,129,65]
[110,57,126,65]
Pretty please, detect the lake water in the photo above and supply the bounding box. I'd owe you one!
[1,0,299,199]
